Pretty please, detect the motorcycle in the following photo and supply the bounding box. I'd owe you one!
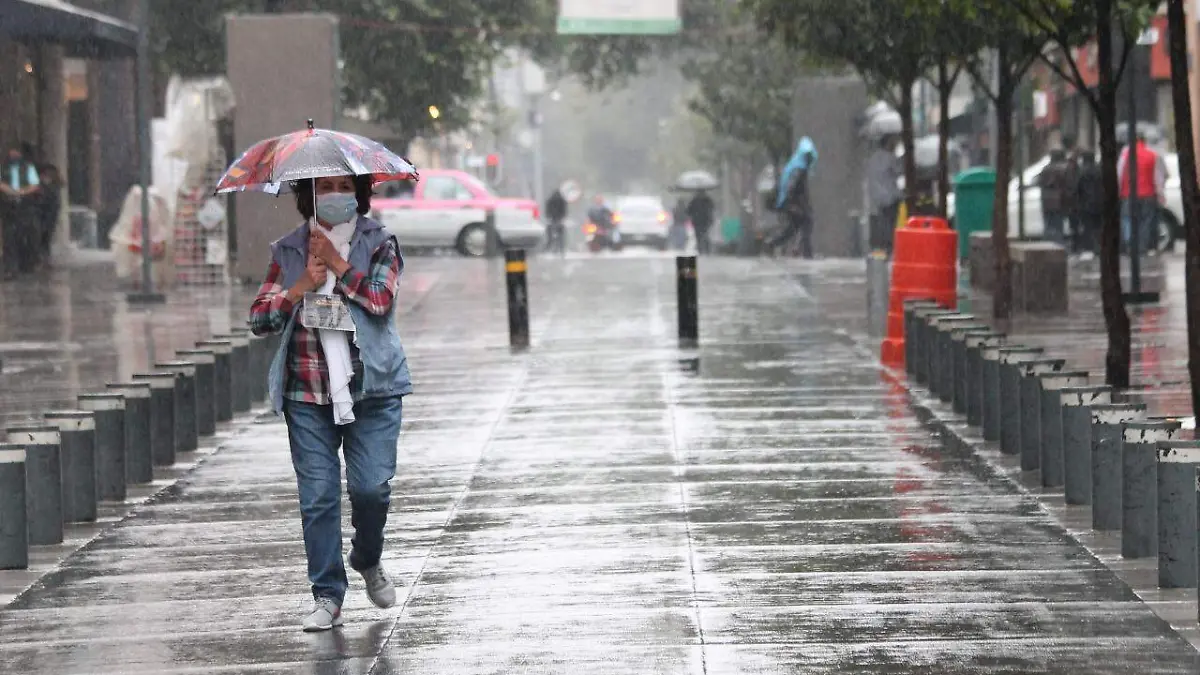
[584,220,623,253]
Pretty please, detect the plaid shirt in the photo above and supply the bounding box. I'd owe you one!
[249,238,401,405]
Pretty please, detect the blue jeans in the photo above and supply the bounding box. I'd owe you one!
[1042,212,1066,246]
[283,395,403,605]
[1121,198,1159,253]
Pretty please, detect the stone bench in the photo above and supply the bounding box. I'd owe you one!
[968,234,1067,313]
[1011,241,1068,313]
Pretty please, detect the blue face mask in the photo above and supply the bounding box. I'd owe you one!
[316,192,358,224]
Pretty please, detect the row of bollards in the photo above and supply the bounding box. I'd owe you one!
[0,329,281,570]
[904,298,1200,604]
[501,250,702,350]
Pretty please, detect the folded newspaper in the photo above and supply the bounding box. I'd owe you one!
[301,293,355,332]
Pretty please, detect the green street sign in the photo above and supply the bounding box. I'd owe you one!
[557,0,680,35]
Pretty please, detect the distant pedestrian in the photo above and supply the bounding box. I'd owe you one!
[865,135,902,254]
[1060,139,1082,250]
[0,144,41,277]
[1074,153,1103,256]
[544,188,567,254]
[249,173,411,632]
[1037,149,1071,247]
[768,136,818,258]
[670,197,689,250]
[35,164,62,268]
[1117,132,1165,253]
[687,189,715,255]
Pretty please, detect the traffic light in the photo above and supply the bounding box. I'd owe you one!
[485,153,502,183]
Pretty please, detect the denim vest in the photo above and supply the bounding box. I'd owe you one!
[266,216,412,414]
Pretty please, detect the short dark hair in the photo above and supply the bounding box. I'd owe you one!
[291,175,374,220]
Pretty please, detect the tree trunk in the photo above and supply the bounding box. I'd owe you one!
[992,81,1014,321]
[937,60,952,219]
[1096,0,1133,388]
[898,81,919,213]
[1167,0,1200,415]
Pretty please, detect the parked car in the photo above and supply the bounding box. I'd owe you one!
[611,195,671,249]
[372,169,544,256]
[946,151,1182,250]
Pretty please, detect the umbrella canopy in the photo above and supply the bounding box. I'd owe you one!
[214,120,418,195]
[675,170,719,191]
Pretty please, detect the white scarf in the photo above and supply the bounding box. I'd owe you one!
[314,220,357,425]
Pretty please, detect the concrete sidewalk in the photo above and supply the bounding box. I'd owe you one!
[1,255,1197,673]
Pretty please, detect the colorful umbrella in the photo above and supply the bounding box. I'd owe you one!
[214,119,418,195]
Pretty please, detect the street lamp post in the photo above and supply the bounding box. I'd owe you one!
[1125,27,1160,305]
[127,0,163,304]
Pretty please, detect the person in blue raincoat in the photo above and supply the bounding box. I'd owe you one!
[768,137,818,257]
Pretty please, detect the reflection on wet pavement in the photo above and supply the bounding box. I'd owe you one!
[0,254,1197,673]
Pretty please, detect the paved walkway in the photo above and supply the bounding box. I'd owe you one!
[1,254,1198,673]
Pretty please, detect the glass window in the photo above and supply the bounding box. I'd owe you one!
[423,175,473,201]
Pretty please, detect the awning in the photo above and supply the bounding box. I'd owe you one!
[0,0,138,59]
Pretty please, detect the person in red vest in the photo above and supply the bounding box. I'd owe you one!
[1116,131,1166,254]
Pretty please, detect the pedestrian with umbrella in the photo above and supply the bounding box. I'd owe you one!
[225,120,419,632]
[675,170,718,255]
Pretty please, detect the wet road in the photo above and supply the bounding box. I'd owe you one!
[1,253,1198,673]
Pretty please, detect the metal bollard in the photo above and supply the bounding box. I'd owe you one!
[132,372,178,467]
[1091,404,1147,530]
[156,361,198,455]
[218,330,253,414]
[507,249,532,350]
[997,347,1044,455]
[42,411,97,523]
[7,425,63,545]
[965,333,1004,429]
[1032,369,1088,483]
[914,307,956,387]
[928,314,976,401]
[176,349,217,436]
[980,343,1007,441]
[934,316,977,403]
[902,299,937,376]
[243,333,269,404]
[1016,358,1065,471]
[77,393,126,502]
[918,308,956,387]
[197,339,234,422]
[949,325,990,414]
[1122,419,1182,559]
[1156,441,1200,588]
[1060,386,1112,505]
[866,252,889,338]
[106,382,153,484]
[0,444,27,569]
[676,255,698,348]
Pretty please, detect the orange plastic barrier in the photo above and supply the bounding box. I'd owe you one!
[881,216,958,366]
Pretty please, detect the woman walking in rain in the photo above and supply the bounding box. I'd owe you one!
[248,172,412,631]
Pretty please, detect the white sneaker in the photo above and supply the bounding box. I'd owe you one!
[302,597,344,632]
[359,564,397,608]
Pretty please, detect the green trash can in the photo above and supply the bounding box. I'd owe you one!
[952,167,997,260]
[720,217,741,252]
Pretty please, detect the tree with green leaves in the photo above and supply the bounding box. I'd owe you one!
[742,0,936,213]
[1008,0,1158,386]
[680,15,800,172]
[146,0,548,143]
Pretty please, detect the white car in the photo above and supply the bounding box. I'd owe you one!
[612,195,672,249]
[947,152,1183,245]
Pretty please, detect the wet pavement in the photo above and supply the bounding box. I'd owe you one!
[1,252,1199,673]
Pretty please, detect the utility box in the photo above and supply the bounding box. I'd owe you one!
[226,13,340,283]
